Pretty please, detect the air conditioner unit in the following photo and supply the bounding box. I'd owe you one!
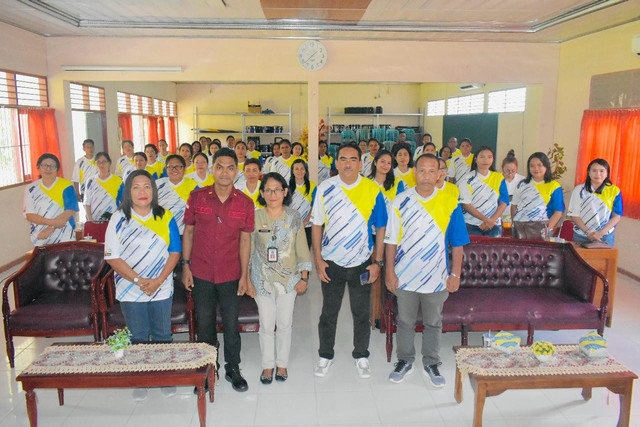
[459,83,486,91]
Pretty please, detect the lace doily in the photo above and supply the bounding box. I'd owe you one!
[21,343,217,375]
[456,345,631,378]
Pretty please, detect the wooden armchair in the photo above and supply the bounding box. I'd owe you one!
[2,242,108,367]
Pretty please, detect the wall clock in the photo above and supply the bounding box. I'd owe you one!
[298,40,327,71]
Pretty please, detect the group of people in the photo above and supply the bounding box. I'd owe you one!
[23,131,623,401]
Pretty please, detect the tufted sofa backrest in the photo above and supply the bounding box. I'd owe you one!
[39,242,104,292]
[459,238,565,289]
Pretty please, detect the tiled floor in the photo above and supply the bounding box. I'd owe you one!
[1,266,640,426]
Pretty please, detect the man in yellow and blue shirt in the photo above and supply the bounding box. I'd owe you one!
[385,154,469,387]
[311,142,388,379]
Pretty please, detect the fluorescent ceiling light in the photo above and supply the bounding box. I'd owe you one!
[61,65,182,72]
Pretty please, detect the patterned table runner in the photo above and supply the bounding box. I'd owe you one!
[456,345,631,378]
[21,343,217,375]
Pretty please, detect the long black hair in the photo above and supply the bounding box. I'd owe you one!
[392,142,414,169]
[179,143,193,158]
[584,158,612,194]
[369,149,395,191]
[289,158,311,195]
[120,170,164,221]
[257,172,292,207]
[524,152,553,184]
[470,146,496,172]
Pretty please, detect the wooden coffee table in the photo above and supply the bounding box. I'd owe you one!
[454,345,637,427]
[16,342,216,427]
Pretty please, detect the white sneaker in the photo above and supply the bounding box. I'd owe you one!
[355,357,371,379]
[132,388,148,401]
[161,386,177,397]
[314,357,333,377]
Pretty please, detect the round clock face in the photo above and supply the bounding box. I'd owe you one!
[298,40,327,71]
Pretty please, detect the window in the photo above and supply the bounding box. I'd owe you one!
[427,99,445,117]
[447,94,485,115]
[0,69,47,188]
[69,83,105,111]
[0,70,48,107]
[488,87,527,113]
[117,91,177,147]
[0,108,31,187]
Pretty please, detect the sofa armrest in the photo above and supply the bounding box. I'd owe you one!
[3,247,46,314]
[563,244,609,312]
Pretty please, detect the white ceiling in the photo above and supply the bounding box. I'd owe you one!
[0,0,638,42]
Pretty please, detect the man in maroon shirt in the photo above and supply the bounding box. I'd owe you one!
[182,147,255,392]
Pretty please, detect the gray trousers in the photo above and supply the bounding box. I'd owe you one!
[396,289,449,367]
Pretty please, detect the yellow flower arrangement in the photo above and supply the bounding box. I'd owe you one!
[531,341,556,356]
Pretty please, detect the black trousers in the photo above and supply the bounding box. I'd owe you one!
[318,260,371,360]
[192,277,241,370]
[304,226,312,250]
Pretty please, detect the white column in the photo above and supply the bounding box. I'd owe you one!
[307,80,319,182]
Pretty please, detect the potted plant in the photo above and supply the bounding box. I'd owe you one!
[546,143,567,181]
[105,327,131,358]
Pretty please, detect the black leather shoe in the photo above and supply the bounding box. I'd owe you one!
[225,366,248,392]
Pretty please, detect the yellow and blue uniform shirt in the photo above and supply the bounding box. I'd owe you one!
[447,152,474,182]
[83,174,123,221]
[185,162,196,175]
[234,181,263,209]
[187,171,214,187]
[290,181,317,228]
[437,181,460,200]
[23,177,79,245]
[247,150,263,166]
[71,156,98,196]
[267,155,300,182]
[458,170,510,226]
[512,179,565,222]
[116,155,134,177]
[146,161,166,180]
[104,209,181,303]
[318,155,335,183]
[361,153,375,178]
[374,176,405,210]
[385,187,469,294]
[567,183,623,238]
[156,177,199,234]
[394,167,416,188]
[311,175,388,268]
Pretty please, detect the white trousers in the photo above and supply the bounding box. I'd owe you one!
[255,291,297,369]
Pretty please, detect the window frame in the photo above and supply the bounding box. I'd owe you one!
[69,81,106,113]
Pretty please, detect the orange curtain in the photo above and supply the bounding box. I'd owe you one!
[158,116,165,141]
[19,108,64,177]
[118,114,133,141]
[168,117,177,153]
[147,116,159,147]
[576,109,640,219]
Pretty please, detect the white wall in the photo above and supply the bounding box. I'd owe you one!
[0,22,48,265]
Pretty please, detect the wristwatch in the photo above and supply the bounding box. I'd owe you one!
[301,277,308,282]
[133,276,140,284]
[374,259,384,268]
[450,273,461,279]
[182,259,191,265]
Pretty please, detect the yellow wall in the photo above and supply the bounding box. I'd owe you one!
[555,20,640,276]
[0,22,48,266]
[43,37,561,175]
[421,82,543,175]
[177,83,307,145]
